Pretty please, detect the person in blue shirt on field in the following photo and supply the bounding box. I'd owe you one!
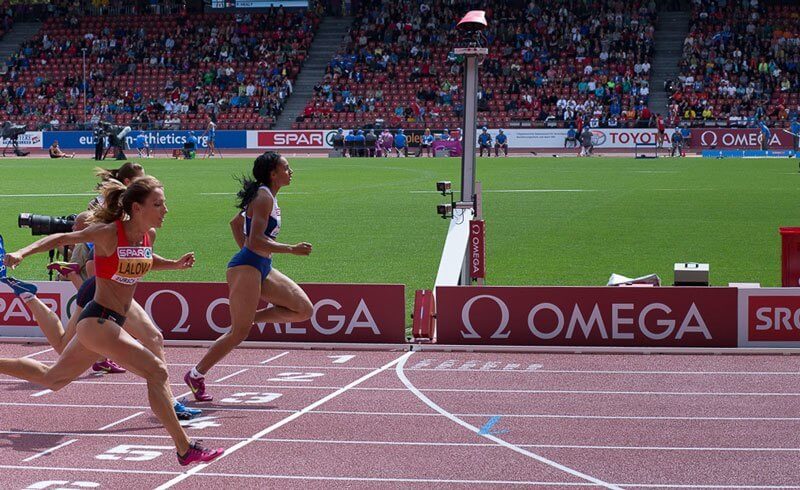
[354,129,366,157]
[495,129,508,157]
[565,124,577,148]
[791,117,800,156]
[671,127,684,157]
[393,128,408,157]
[201,117,217,157]
[478,127,492,157]
[183,131,198,159]
[344,130,356,158]
[758,120,771,151]
[134,132,150,158]
[416,128,434,157]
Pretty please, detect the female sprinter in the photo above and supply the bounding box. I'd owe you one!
[1,176,222,465]
[184,151,313,401]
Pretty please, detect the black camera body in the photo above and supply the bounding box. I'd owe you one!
[18,213,77,236]
[96,121,131,160]
[1,121,30,156]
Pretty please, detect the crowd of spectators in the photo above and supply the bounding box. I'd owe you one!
[296,0,657,130]
[667,0,800,126]
[0,2,320,131]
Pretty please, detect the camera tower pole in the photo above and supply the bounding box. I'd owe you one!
[82,48,87,129]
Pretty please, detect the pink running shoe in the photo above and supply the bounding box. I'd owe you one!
[92,359,127,374]
[177,440,224,466]
[184,371,213,401]
[46,261,81,277]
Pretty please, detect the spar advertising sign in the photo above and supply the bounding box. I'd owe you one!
[247,130,328,149]
[738,288,800,347]
[0,281,74,338]
[435,286,738,347]
[689,128,793,150]
[133,282,405,343]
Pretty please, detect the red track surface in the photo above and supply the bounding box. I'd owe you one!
[1,343,799,489]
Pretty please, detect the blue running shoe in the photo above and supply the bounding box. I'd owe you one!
[0,234,6,279]
[0,277,37,300]
[174,399,202,420]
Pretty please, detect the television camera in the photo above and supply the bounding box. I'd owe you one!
[1,121,30,157]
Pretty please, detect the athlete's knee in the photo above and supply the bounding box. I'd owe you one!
[44,370,74,391]
[144,359,169,384]
[140,329,165,353]
[229,325,252,344]
[292,297,314,322]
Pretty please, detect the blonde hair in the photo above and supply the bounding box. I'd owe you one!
[90,176,163,224]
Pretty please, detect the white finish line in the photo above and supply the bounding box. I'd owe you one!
[22,439,78,461]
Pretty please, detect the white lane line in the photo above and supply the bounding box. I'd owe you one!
[396,352,623,490]
[1,401,799,421]
[22,347,54,359]
[198,473,595,485]
[256,438,800,452]
[0,464,178,476]
[409,368,800,376]
[22,439,78,462]
[31,389,52,397]
[98,411,145,431]
[213,369,249,383]
[0,193,96,198]
[154,351,412,490]
[260,351,290,364]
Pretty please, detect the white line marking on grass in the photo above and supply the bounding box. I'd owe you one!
[410,189,597,194]
[22,439,78,461]
[260,351,290,364]
[632,171,679,174]
[395,353,623,490]
[98,411,145,431]
[31,389,52,397]
[154,351,412,490]
[0,193,95,198]
[22,348,54,359]
[213,369,248,383]
[199,192,308,196]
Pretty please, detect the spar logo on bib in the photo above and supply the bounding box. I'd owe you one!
[118,247,152,259]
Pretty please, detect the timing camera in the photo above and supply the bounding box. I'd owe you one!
[18,213,77,236]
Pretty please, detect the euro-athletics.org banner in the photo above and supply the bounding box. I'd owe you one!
[41,130,247,150]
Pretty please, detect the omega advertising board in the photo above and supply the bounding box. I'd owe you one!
[435,286,738,347]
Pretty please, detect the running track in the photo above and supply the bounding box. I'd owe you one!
[0,343,798,489]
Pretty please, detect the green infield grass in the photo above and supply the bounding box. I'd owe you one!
[1,155,798,326]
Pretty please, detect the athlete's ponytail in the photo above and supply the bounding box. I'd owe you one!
[94,162,144,188]
[90,176,162,223]
[236,151,282,210]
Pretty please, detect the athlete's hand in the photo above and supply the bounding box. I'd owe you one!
[4,252,22,269]
[290,242,313,256]
[174,252,195,269]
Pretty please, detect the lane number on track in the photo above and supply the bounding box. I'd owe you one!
[327,355,355,364]
[220,392,283,404]
[95,444,173,462]
[25,483,99,490]
[179,416,221,430]
[267,372,325,382]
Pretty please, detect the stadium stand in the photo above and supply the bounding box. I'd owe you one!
[294,0,657,130]
[1,2,320,131]
[667,0,800,126]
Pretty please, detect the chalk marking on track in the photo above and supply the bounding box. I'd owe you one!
[395,353,623,490]
[0,193,96,198]
[22,439,78,462]
[98,411,145,431]
[213,369,248,383]
[153,351,413,490]
[23,348,54,359]
[260,351,290,364]
[31,389,52,397]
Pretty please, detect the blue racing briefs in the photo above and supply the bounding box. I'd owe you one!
[76,276,97,308]
[228,246,272,280]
